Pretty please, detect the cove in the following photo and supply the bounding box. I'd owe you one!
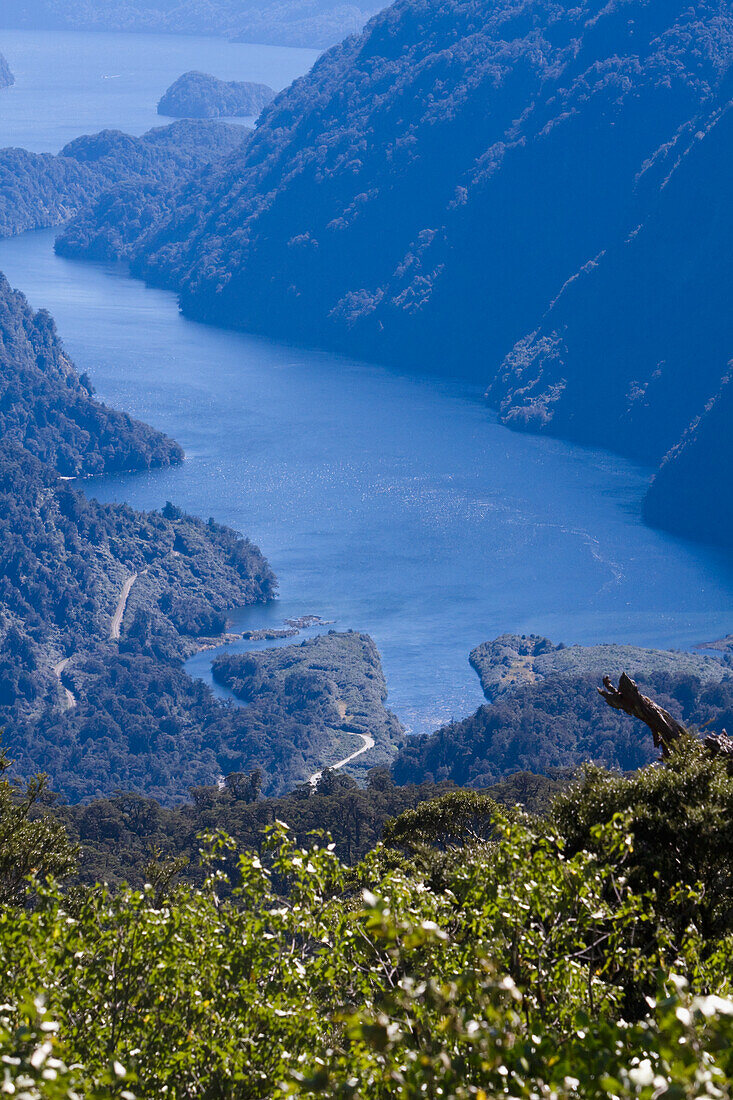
[1,228,732,734]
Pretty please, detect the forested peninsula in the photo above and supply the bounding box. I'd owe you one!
[0,274,311,803]
[393,634,733,787]
[0,119,245,239]
[58,0,733,547]
[158,72,275,119]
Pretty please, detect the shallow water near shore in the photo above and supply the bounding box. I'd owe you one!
[2,228,733,734]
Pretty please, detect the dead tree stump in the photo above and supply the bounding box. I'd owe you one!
[598,672,733,760]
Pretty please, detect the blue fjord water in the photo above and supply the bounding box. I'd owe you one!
[1,229,732,733]
[0,31,731,735]
[0,28,318,152]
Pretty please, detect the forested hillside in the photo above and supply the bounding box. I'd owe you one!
[0,273,181,474]
[393,634,733,786]
[55,765,566,886]
[0,0,379,48]
[0,276,317,802]
[69,0,732,545]
[0,119,245,238]
[6,726,733,1096]
[158,72,275,119]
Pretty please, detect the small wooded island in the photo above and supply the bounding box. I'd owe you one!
[0,52,14,88]
[157,71,275,119]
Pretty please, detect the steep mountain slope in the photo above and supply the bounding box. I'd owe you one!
[75,0,731,544]
[126,0,730,360]
[489,100,733,465]
[0,274,181,473]
[643,369,733,544]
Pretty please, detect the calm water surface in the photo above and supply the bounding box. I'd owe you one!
[0,29,318,152]
[0,30,731,734]
[1,229,732,733]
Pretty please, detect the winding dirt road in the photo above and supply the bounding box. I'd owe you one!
[53,657,75,710]
[309,730,375,786]
[110,573,138,639]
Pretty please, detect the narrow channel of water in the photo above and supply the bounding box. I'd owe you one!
[1,228,731,734]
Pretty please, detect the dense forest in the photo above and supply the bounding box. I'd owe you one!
[0,0,379,48]
[158,72,275,119]
[63,0,733,546]
[212,631,402,774]
[5,714,733,1096]
[0,273,181,475]
[54,765,567,886]
[391,633,733,786]
[0,119,245,238]
[0,276,333,802]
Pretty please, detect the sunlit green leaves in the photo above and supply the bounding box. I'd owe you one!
[3,746,733,1097]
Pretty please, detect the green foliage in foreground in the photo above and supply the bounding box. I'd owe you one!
[4,741,733,1097]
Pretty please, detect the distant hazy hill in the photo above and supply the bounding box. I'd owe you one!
[0,52,13,88]
[0,0,378,49]
[76,0,731,545]
[158,72,275,119]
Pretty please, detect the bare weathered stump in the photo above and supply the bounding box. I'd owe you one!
[598,672,733,760]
